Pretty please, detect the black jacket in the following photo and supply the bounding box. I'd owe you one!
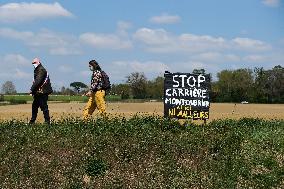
[30,64,53,95]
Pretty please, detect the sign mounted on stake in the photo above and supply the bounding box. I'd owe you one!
[164,71,211,120]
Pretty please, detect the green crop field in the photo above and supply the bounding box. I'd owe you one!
[2,94,121,103]
[0,116,283,188]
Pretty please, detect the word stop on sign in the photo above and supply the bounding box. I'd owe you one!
[172,74,206,88]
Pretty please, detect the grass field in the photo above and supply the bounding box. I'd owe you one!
[2,94,121,103]
[0,116,283,188]
[0,99,283,188]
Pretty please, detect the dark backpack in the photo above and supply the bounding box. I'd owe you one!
[101,71,111,90]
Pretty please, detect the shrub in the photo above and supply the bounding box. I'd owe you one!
[85,158,108,177]
[8,98,27,105]
[0,117,283,188]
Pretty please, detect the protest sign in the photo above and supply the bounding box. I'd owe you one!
[164,71,210,120]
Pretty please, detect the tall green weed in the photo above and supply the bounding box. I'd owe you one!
[0,117,283,188]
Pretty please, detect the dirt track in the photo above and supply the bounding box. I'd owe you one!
[0,102,283,122]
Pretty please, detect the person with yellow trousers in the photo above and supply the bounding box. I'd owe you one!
[83,60,106,119]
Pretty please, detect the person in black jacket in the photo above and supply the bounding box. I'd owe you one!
[29,58,53,124]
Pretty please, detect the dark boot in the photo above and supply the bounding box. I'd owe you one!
[43,110,50,125]
[28,120,35,125]
[30,96,39,124]
[29,112,37,124]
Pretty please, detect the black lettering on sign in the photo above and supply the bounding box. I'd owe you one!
[164,71,210,120]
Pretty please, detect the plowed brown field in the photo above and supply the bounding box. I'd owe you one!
[0,102,283,122]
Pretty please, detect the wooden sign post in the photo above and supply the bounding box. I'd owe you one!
[164,71,210,123]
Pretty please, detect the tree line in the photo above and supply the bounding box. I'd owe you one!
[212,65,283,103]
[111,65,284,103]
[1,65,283,103]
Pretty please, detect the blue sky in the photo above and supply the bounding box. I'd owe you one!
[0,0,283,92]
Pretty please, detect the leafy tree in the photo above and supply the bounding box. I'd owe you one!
[262,65,284,103]
[252,65,284,103]
[61,86,66,94]
[146,76,164,99]
[253,67,267,103]
[270,65,284,103]
[231,69,254,102]
[216,70,233,102]
[216,69,254,102]
[192,68,206,75]
[210,81,219,102]
[127,72,147,99]
[70,82,88,94]
[60,86,75,95]
[111,84,130,99]
[1,81,17,94]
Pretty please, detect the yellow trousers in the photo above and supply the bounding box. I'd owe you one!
[83,90,106,119]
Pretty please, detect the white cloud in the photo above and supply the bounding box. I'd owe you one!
[50,47,81,56]
[134,28,272,53]
[164,60,220,75]
[0,28,33,40]
[109,60,169,82]
[80,33,132,50]
[132,27,278,75]
[80,71,90,77]
[0,54,30,70]
[133,28,174,45]
[193,52,241,63]
[0,28,81,55]
[181,61,206,71]
[243,55,267,62]
[58,65,73,73]
[149,13,181,24]
[112,60,169,73]
[0,54,32,81]
[131,61,169,73]
[134,28,228,53]
[232,37,271,51]
[79,21,133,50]
[262,0,280,7]
[0,26,137,55]
[116,21,132,37]
[15,69,31,79]
[242,52,284,65]
[0,2,73,23]
[279,38,284,45]
[179,34,228,52]
[133,28,181,53]
[240,30,249,35]
[117,21,132,31]
[27,29,75,48]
